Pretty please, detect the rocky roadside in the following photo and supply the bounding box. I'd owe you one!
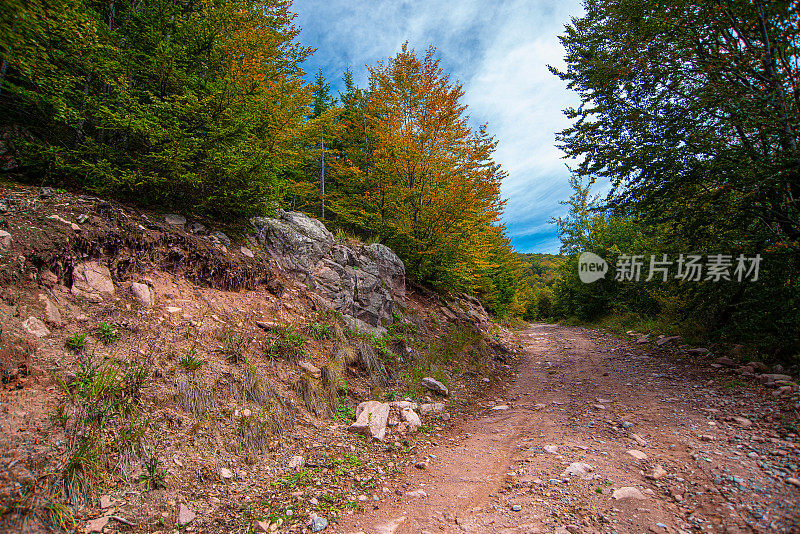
[331,324,800,534]
[0,184,522,534]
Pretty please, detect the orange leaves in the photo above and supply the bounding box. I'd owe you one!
[332,43,513,292]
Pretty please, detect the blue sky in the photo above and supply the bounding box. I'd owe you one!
[292,0,583,253]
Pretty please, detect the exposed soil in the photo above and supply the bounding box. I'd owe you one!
[333,324,800,534]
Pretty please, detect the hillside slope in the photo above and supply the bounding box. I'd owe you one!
[0,184,520,533]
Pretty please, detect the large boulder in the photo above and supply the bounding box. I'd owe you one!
[251,210,405,326]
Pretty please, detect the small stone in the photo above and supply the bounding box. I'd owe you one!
[310,516,328,532]
[591,404,606,410]
[85,515,110,533]
[164,214,187,226]
[39,294,62,325]
[189,222,207,234]
[732,416,752,428]
[787,477,800,487]
[627,449,648,460]
[621,421,634,429]
[299,361,321,378]
[99,495,113,508]
[649,465,668,480]
[561,462,594,480]
[401,409,421,431]
[511,504,522,512]
[0,230,12,250]
[288,455,304,469]
[40,187,54,198]
[240,246,254,258]
[131,282,154,308]
[22,316,50,338]
[421,377,449,396]
[177,504,195,525]
[492,405,510,410]
[252,520,270,532]
[220,467,233,479]
[544,445,559,454]
[404,489,427,498]
[212,231,231,246]
[612,487,647,500]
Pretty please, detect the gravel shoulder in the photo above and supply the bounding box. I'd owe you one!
[333,323,800,534]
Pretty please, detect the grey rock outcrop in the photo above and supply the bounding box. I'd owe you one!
[251,210,405,326]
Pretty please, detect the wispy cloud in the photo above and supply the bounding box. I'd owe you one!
[292,0,583,253]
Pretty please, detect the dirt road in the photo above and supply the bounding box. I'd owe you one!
[333,323,800,534]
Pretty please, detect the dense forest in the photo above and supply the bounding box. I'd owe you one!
[543,0,800,358]
[2,0,799,359]
[0,0,531,317]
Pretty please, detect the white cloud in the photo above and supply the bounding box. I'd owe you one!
[292,0,584,251]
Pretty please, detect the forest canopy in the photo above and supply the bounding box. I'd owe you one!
[0,2,531,315]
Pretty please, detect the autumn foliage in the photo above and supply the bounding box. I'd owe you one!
[1,5,531,315]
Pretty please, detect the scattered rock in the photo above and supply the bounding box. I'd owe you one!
[288,456,304,469]
[39,294,62,325]
[252,520,271,532]
[298,361,321,378]
[99,495,113,509]
[177,504,195,525]
[241,246,254,258]
[491,404,510,410]
[716,356,737,367]
[85,515,110,533]
[164,213,186,226]
[131,282,154,308]
[511,504,522,512]
[349,402,390,441]
[211,230,231,246]
[22,316,50,338]
[561,462,594,480]
[759,373,793,384]
[401,409,421,431]
[310,515,328,532]
[421,377,449,396]
[220,467,233,479]
[71,261,114,300]
[544,445,559,454]
[656,336,681,346]
[404,489,427,498]
[649,465,668,480]
[39,268,57,287]
[636,335,650,344]
[342,314,387,337]
[627,449,648,460]
[612,487,647,500]
[419,402,445,415]
[732,416,752,428]
[183,223,205,237]
[0,230,11,250]
[786,477,800,487]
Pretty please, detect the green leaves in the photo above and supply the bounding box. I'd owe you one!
[1,0,311,219]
